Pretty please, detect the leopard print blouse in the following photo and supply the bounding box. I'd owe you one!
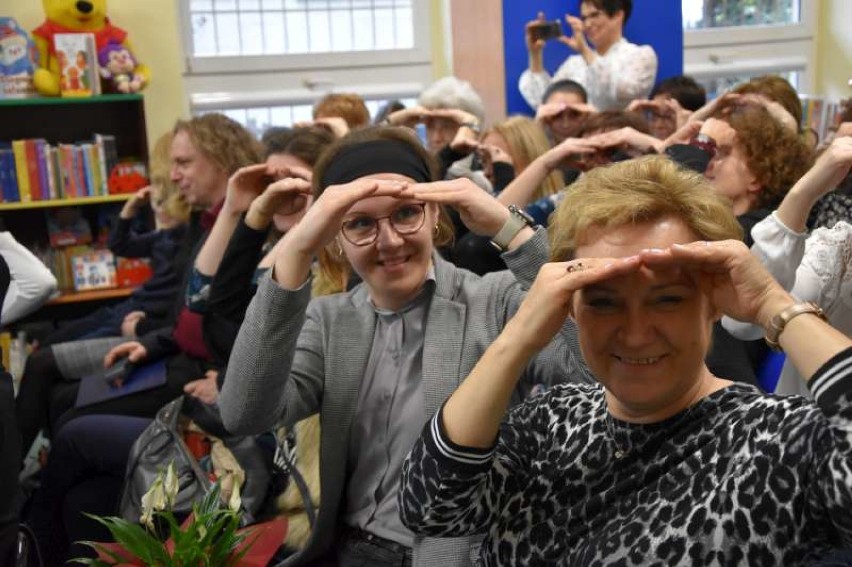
[399,348,852,566]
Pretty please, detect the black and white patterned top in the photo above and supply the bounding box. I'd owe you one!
[399,348,852,566]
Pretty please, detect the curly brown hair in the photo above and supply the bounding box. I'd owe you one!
[715,102,813,208]
[732,75,802,130]
[173,113,263,176]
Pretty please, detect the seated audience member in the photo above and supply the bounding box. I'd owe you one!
[807,105,852,229]
[24,126,335,566]
[313,92,371,130]
[691,74,802,135]
[384,77,491,190]
[0,231,57,325]
[14,114,262,455]
[519,0,657,111]
[629,74,706,139]
[454,116,564,274]
[43,133,190,346]
[535,79,595,143]
[697,102,812,385]
[373,99,406,126]
[400,155,852,565]
[218,126,592,565]
[724,133,852,397]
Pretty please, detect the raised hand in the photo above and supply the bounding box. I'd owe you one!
[427,107,480,129]
[507,256,643,352]
[542,136,601,169]
[225,163,276,213]
[400,177,510,237]
[120,185,153,219]
[385,105,430,128]
[313,116,350,138]
[525,12,548,55]
[639,241,793,328]
[558,14,590,55]
[245,167,314,231]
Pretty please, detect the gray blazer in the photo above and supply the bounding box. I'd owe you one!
[220,228,592,566]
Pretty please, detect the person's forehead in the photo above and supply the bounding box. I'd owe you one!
[575,217,699,258]
[546,91,585,106]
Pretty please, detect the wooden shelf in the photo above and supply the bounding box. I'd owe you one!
[46,287,134,306]
[0,194,132,211]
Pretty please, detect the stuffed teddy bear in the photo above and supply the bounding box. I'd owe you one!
[31,0,150,96]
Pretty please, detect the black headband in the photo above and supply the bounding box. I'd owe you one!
[320,139,432,188]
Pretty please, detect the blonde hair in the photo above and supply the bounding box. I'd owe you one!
[549,155,743,261]
[488,116,563,200]
[149,132,190,223]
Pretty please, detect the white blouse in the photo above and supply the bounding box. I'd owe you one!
[518,38,658,111]
[723,213,852,396]
[0,232,57,325]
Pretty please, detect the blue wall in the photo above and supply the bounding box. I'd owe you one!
[502,1,683,115]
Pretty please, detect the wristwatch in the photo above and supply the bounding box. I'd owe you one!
[765,301,827,351]
[490,205,536,252]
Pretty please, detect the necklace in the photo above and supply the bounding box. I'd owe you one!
[603,411,628,459]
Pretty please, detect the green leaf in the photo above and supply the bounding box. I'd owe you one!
[83,514,170,565]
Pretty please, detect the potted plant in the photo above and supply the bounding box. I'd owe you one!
[73,462,286,567]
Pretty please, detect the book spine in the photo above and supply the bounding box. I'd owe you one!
[35,139,51,200]
[81,143,95,197]
[3,150,20,202]
[11,140,31,203]
[24,139,42,201]
[94,134,109,194]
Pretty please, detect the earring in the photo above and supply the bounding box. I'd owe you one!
[335,240,343,256]
[433,223,440,236]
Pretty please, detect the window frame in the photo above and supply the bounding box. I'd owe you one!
[682,0,817,92]
[179,0,432,75]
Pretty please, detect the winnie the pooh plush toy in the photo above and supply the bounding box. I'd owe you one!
[31,0,150,96]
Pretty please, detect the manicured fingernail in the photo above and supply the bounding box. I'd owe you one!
[643,248,664,254]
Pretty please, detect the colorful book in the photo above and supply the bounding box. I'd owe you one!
[0,149,20,202]
[23,139,42,200]
[11,140,30,202]
[71,249,116,291]
[34,139,50,200]
[54,32,99,97]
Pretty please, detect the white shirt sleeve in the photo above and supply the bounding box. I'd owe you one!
[584,42,657,110]
[0,232,58,325]
[722,212,806,340]
[519,55,585,110]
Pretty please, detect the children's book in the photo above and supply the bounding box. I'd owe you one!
[0,18,38,98]
[54,32,100,97]
[46,207,92,247]
[71,248,116,291]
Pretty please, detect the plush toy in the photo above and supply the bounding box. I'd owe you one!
[31,0,150,96]
[98,43,143,93]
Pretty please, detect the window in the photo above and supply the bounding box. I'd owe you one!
[682,0,816,97]
[180,0,433,128]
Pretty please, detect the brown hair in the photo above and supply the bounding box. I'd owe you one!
[550,155,743,261]
[313,93,371,129]
[488,116,563,200]
[262,126,336,165]
[173,113,262,176]
[577,110,650,137]
[311,126,454,289]
[715,102,813,208]
[732,75,802,130]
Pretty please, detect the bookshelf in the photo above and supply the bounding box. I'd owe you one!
[0,95,150,320]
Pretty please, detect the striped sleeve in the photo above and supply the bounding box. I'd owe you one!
[808,347,852,412]
[423,404,497,473]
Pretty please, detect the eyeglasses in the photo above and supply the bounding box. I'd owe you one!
[340,202,427,246]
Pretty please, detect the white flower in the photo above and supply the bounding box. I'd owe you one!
[164,462,179,508]
[139,475,166,529]
[228,478,242,512]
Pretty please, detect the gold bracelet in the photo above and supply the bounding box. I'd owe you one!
[764,301,827,351]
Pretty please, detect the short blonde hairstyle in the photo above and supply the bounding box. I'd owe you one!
[549,155,743,261]
[488,116,563,200]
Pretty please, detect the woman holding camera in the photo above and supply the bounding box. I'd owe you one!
[400,156,852,565]
[519,0,657,111]
[219,126,592,566]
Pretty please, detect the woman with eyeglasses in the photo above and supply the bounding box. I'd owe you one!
[219,126,592,567]
[520,0,657,111]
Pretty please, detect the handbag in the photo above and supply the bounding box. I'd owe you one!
[119,396,272,526]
